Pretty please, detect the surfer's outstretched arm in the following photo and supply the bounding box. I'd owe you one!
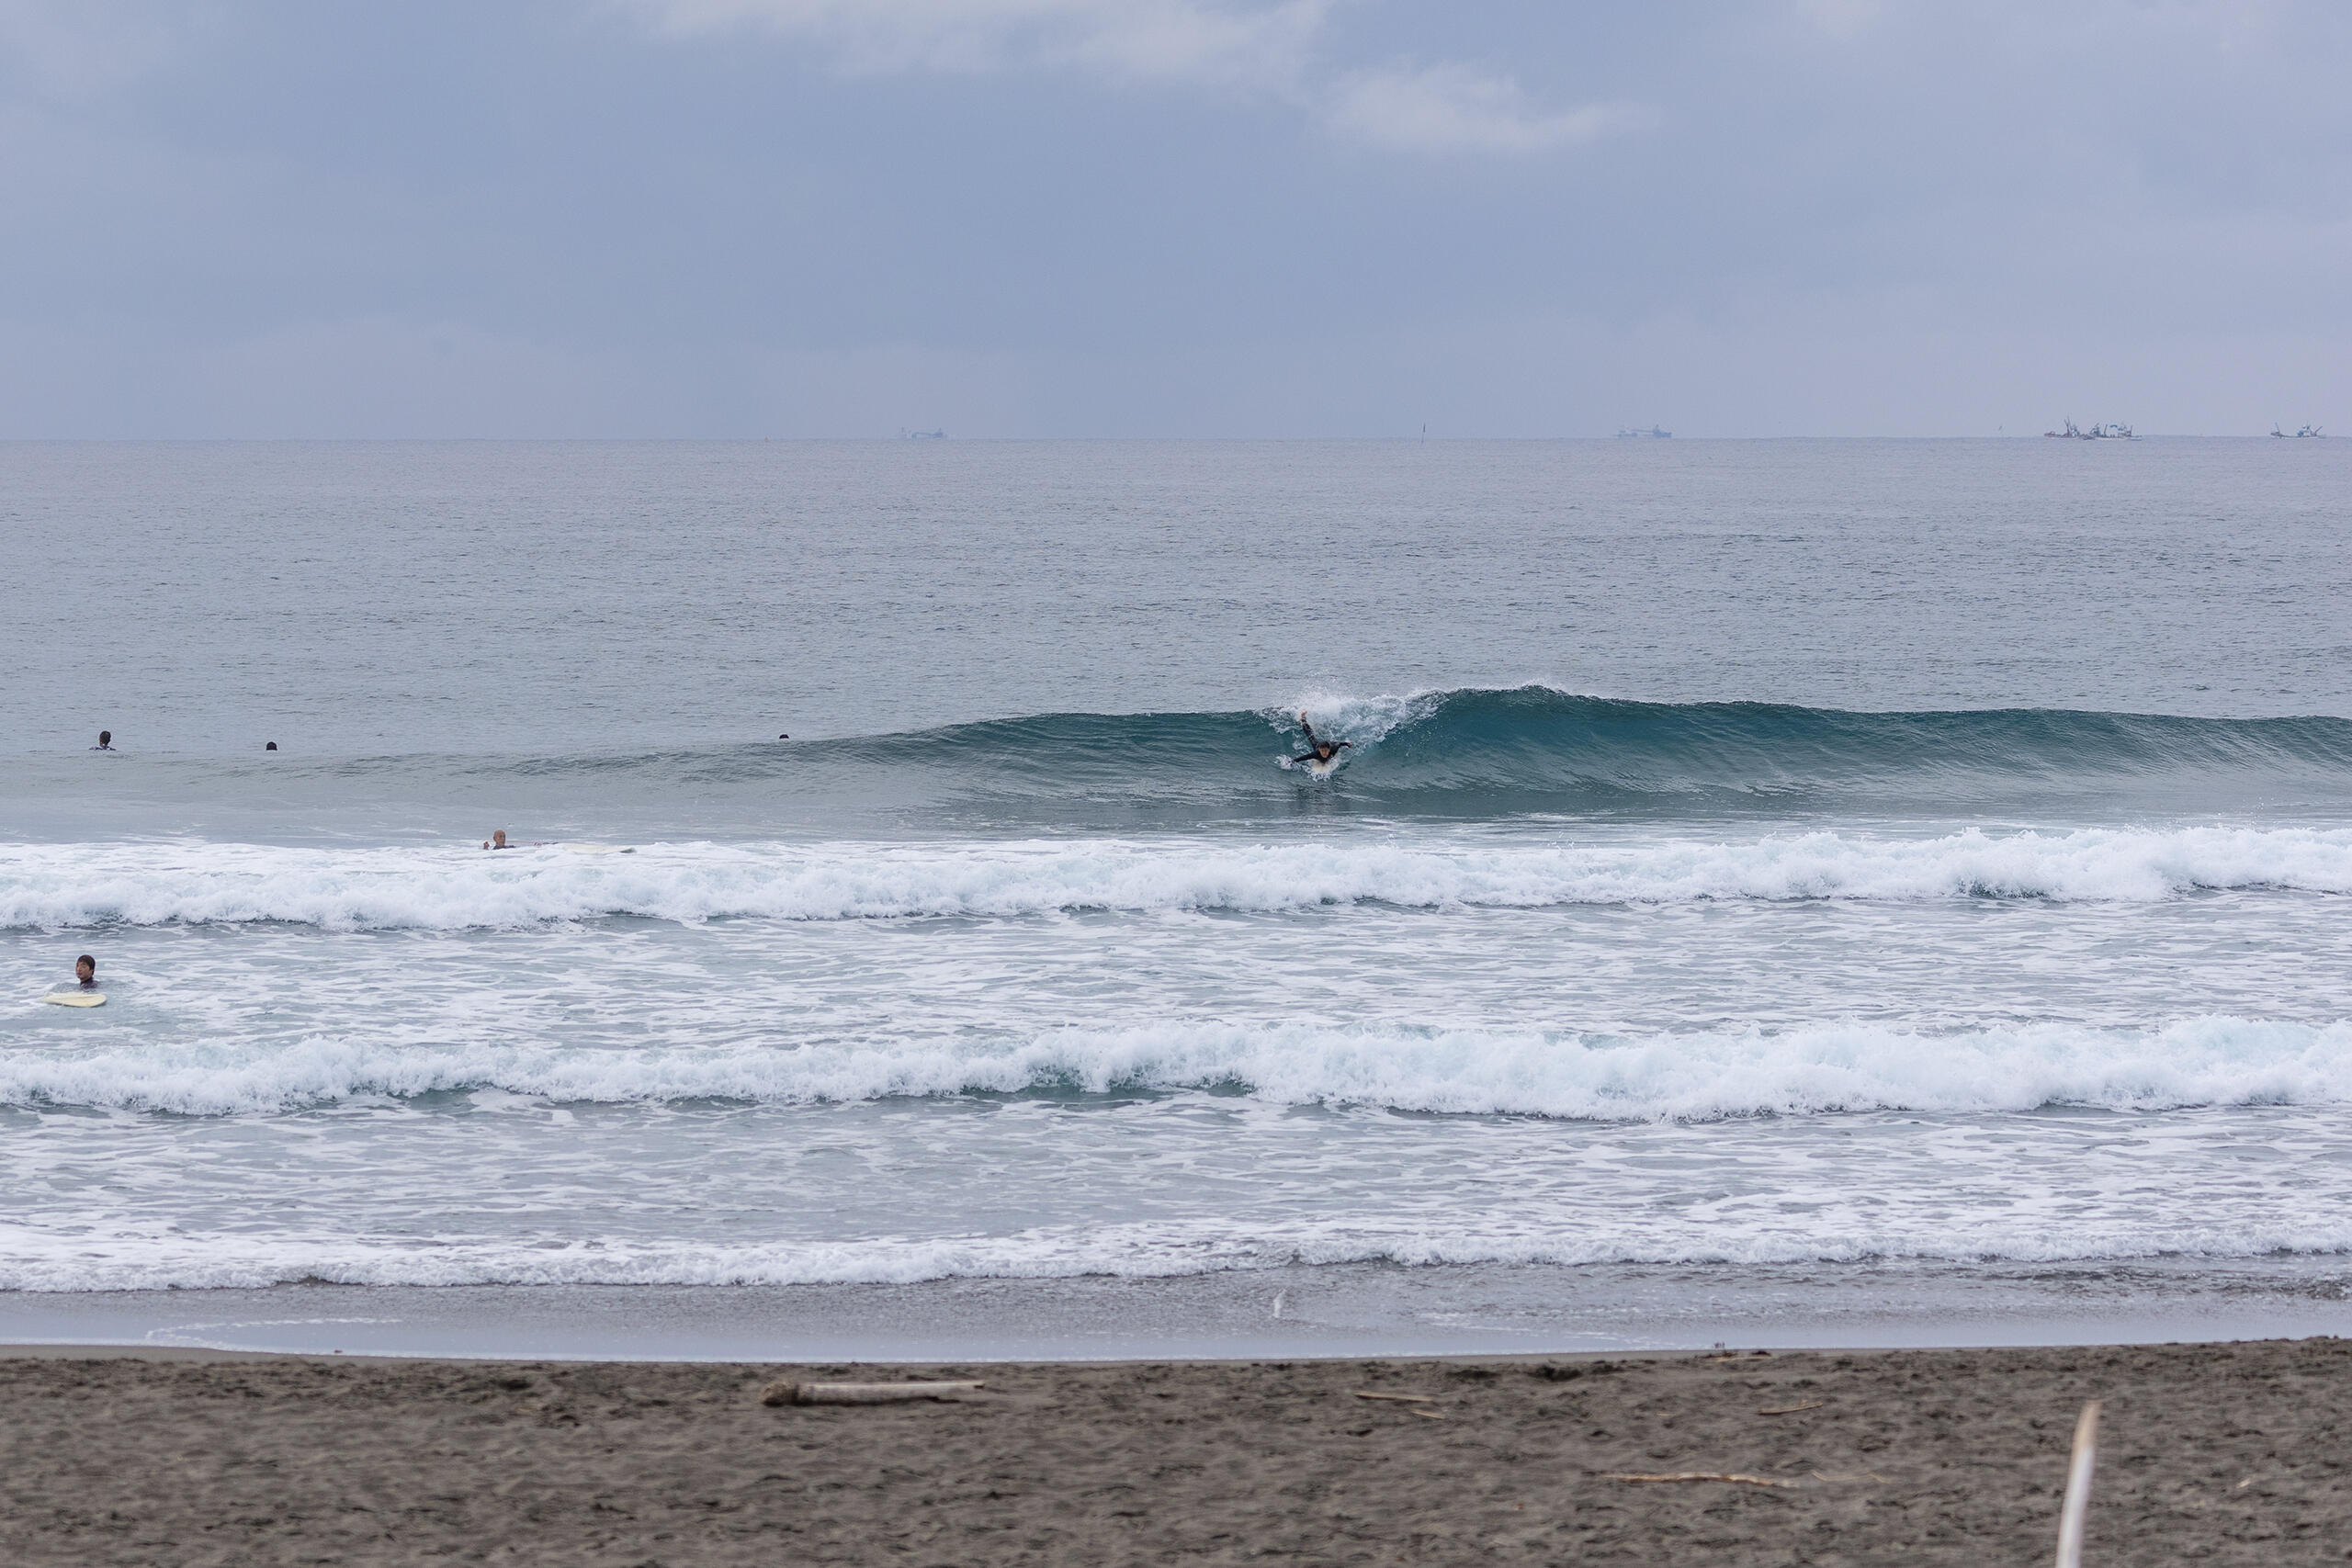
[1298,714,1320,746]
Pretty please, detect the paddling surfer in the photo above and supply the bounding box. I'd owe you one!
[1291,712,1351,767]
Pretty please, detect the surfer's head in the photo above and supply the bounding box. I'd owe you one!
[96,730,110,748]
[491,829,509,849]
[74,954,95,985]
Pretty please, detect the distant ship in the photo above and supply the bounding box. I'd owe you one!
[901,428,946,440]
[2043,419,2133,440]
[2299,423,2326,438]
[1615,425,1672,439]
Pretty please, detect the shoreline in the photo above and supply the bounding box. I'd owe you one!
[6,1255,2351,1363]
[5,1337,2343,1563]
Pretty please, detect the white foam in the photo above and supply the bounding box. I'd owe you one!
[5,824,2352,931]
[4,1194,2347,1293]
[6,1015,2348,1118]
[1283,691,1429,748]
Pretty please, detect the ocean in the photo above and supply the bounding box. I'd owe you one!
[5,436,2350,1358]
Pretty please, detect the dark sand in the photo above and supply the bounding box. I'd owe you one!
[4,1338,2347,1565]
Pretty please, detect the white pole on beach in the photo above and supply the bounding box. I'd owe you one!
[2053,1400,2102,1568]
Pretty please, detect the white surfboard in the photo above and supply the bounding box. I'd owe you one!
[44,992,106,1008]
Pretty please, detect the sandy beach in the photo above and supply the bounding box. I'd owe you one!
[4,1337,2346,1565]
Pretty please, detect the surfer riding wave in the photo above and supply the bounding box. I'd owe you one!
[1289,711,1352,770]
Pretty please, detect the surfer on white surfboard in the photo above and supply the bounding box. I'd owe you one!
[42,953,108,1008]
[1290,712,1351,769]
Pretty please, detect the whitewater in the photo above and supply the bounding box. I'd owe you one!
[5,437,2350,1352]
[6,823,2352,930]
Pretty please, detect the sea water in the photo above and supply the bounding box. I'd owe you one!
[3,437,2350,1356]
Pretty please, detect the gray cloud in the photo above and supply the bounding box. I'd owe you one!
[1321,64,1655,154]
[628,0,1331,85]
[627,0,1632,156]
[0,0,2344,435]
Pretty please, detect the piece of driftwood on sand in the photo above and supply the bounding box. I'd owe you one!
[1608,1472,1794,1489]
[763,1380,987,1406]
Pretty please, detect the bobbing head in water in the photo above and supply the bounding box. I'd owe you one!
[75,954,96,989]
[483,829,512,849]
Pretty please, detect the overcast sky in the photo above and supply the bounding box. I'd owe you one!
[2,1,2345,437]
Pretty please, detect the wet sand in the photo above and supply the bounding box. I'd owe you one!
[3,1338,2346,1564]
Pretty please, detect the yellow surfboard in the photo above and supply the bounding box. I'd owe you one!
[43,992,106,1008]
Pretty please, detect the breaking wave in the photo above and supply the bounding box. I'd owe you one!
[6,1015,2348,1117]
[26,688,2352,835]
[6,824,2352,931]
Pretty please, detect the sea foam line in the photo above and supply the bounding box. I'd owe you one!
[4,1202,2349,1293]
[5,1016,2348,1118]
[5,825,2352,931]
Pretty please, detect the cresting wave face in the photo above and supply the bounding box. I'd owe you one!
[6,824,2352,931]
[705,685,2352,818]
[1248,687,2352,813]
[661,685,2352,808]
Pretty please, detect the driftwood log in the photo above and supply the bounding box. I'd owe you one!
[1607,1472,1794,1489]
[762,1380,986,1407]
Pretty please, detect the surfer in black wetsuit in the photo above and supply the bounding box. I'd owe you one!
[74,954,97,990]
[1292,712,1351,766]
[90,730,113,750]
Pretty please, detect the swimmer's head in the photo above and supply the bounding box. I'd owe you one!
[266,741,277,751]
[492,829,509,848]
[75,954,95,983]
[97,730,111,747]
